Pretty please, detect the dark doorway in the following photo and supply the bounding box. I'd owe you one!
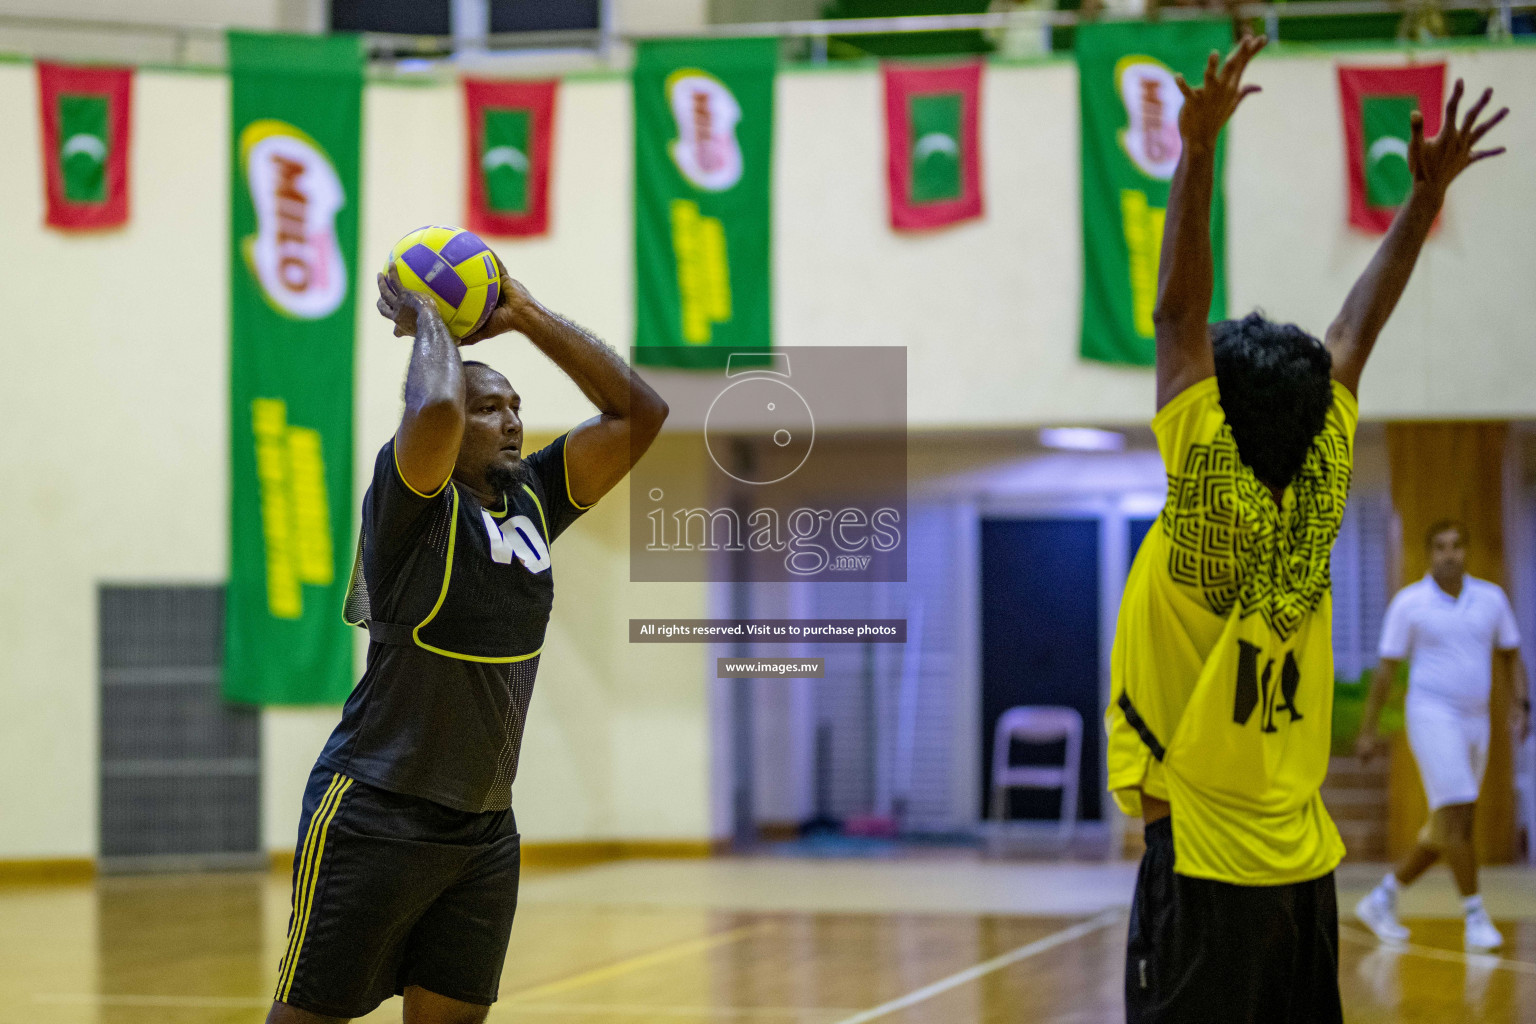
[1129,516,1156,568]
[980,518,1101,821]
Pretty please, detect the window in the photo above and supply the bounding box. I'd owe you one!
[331,0,451,35]
[490,0,601,32]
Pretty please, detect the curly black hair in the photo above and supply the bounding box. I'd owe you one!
[1210,312,1335,490]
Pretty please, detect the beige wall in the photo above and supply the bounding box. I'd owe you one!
[0,1,284,27]
[0,1,298,65]
[1227,48,1536,419]
[779,50,1536,426]
[2,45,1535,857]
[0,65,229,858]
[614,0,710,34]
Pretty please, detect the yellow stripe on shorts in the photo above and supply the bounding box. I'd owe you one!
[275,773,352,1002]
[275,773,344,999]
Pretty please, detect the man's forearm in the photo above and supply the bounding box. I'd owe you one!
[1499,653,1529,709]
[517,302,663,424]
[1361,662,1395,734]
[1154,145,1217,329]
[404,307,465,414]
[1326,183,1442,371]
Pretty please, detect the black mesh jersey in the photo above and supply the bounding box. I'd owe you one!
[317,432,591,813]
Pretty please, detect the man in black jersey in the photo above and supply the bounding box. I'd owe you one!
[266,261,667,1024]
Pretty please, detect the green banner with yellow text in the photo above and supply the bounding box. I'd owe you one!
[1078,21,1230,366]
[634,38,776,368]
[226,32,361,704]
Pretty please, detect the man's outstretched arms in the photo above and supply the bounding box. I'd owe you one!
[1153,33,1266,411]
[1326,80,1508,397]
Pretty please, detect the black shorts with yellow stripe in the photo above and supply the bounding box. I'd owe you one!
[274,763,521,1018]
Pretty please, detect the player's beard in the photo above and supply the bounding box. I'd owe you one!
[486,458,531,495]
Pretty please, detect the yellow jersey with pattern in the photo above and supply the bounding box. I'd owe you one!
[1107,377,1357,885]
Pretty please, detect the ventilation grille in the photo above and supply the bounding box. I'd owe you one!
[99,586,260,866]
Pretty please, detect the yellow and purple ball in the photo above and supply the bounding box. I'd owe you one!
[385,226,501,339]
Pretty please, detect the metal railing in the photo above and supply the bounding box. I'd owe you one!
[650,1,1522,35]
[0,3,1527,69]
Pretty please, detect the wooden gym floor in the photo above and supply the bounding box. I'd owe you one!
[2,856,1533,1023]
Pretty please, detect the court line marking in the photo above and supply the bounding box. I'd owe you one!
[503,921,777,1002]
[29,925,776,1013]
[1339,924,1536,976]
[829,910,1123,1024]
[34,994,271,1008]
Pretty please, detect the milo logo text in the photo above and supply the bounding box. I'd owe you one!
[1115,56,1184,181]
[240,119,348,319]
[666,69,744,192]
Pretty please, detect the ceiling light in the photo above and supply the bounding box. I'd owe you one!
[1039,427,1126,452]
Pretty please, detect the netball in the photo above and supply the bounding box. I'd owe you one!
[385,225,501,338]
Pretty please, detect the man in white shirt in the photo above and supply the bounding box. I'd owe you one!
[1353,520,1530,951]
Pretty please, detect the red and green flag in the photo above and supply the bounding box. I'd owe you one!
[37,62,132,231]
[882,61,984,231]
[1337,63,1444,233]
[464,78,558,237]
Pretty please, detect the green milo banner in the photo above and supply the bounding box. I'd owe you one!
[634,38,777,368]
[1078,21,1231,366]
[226,32,362,704]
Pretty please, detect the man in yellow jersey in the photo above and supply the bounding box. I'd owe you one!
[1104,31,1508,1023]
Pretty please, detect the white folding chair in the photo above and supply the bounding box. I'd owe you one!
[989,705,1083,844]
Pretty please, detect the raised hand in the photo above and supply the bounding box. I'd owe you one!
[376,264,445,339]
[1409,79,1508,201]
[1174,32,1267,152]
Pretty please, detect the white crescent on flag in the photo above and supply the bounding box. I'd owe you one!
[1367,135,1411,167]
[482,145,529,174]
[913,132,959,162]
[61,133,108,163]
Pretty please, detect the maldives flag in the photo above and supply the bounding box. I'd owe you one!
[37,62,133,231]
[883,61,983,231]
[464,78,557,237]
[1338,63,1444,233]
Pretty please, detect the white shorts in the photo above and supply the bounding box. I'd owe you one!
[1405,697,1490,811]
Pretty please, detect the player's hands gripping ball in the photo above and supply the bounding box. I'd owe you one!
[378,225,504,340]
[376,264,437,339]
[377,225,537,346]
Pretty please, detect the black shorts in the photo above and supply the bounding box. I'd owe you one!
[1125,817,1342,1024]
[273,764,521,1018]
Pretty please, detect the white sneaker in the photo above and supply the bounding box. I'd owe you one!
[1354,887,1410,944]
[1465,908,1503,951]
